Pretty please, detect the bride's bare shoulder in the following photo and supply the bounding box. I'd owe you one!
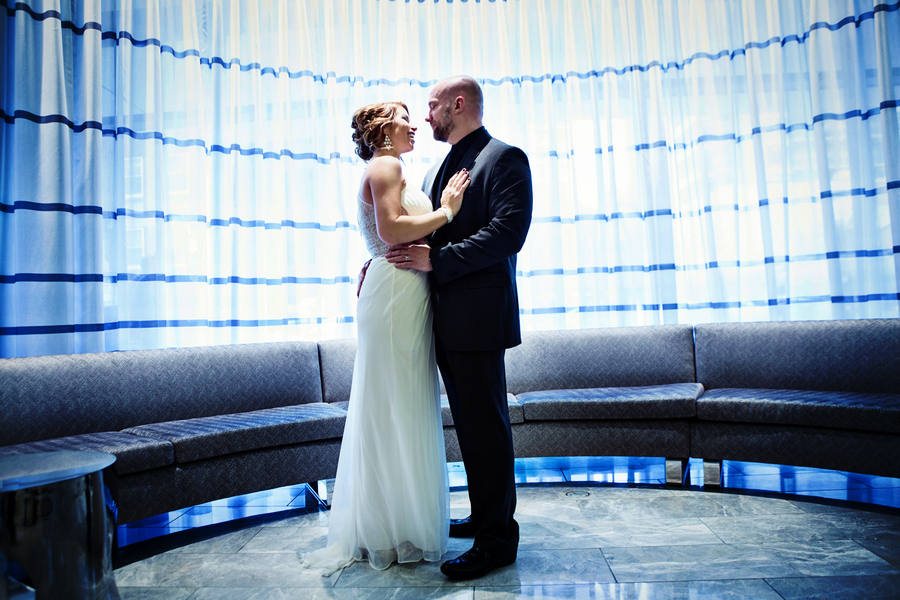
[366,155,403,178]
[363,156,406,195]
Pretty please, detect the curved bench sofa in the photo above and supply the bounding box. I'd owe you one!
[1,318,897,527]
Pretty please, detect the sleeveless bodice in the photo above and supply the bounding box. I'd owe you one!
[358,186,433,258]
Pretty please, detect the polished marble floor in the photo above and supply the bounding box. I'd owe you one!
[113,457,900,599]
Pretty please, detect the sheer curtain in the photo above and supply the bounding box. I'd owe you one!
[1,0,898,358]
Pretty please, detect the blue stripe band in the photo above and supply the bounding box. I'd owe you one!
[519,293,900,315]
[0,274,357,285]
[3,245,896,286]
[0,200,359,231]
[0,316,358,336]
[7,1,899,86]
[4,293,897,336]
[4,103,899,168]
[4,179,897,223]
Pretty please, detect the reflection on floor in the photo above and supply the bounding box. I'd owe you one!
[114,457,900,599]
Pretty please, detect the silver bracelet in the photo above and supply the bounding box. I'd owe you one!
[438,206,453,224]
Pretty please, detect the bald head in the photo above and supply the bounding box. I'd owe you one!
[439,76,484,120]
[426,75,484,145]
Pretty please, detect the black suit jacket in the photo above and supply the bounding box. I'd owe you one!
[423,128,533,352]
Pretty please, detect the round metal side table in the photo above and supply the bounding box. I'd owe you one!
[0,451,120,600]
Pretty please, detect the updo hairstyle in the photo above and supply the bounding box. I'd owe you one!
[351,102,408,161]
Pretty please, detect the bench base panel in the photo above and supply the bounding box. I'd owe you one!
[692,422,900,479]
[115,439,342,525]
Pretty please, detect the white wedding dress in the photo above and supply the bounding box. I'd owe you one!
[299,185,449,576]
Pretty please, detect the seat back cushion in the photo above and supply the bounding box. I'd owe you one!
[318,339,358,404]
[504,325,697,395]
[0,341,322,445]
[319,338,449,403]
[694,319,900,393]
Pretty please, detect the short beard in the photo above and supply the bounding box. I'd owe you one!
[431,107,455,143]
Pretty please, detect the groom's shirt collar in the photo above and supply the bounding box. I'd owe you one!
[448,126,486,167]
[439,127,486,195]
[450,126,484,161]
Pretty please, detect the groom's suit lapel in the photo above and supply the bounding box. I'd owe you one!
[456,133,489,179]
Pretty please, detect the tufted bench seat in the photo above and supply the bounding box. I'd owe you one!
[0,342,346,524]
[3,318,898,528]
[692,319,900,480]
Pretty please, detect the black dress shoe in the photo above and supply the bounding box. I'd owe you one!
[449,516,476,538]
[440,545,516,580]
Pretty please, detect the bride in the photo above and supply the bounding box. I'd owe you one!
[300,101,470,575]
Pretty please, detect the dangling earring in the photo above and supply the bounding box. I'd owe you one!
[383,134,393,150]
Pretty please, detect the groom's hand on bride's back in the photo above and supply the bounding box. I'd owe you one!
[387,240,432,272]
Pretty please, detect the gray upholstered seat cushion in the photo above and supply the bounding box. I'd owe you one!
[504,325,697,395]
[122,403,347,463]
[694,319,900,393]
[0,432,174,475]
[696,388,900,434]
[332,393,523,426]
[517,383,702,421]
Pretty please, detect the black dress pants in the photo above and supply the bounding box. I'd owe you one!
[435,335,519,554]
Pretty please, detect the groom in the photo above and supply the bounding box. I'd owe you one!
[387,75,533,579]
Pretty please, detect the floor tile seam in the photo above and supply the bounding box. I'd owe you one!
[763,572,900,584]
[116,586,200,596]
[553,485,682,494]
[232,526,266,553]
[467,578,795,590]
[692,518,729,545]
[259,522,329,532]
[517,542,725,552]
[816,512,900,529]
[694,527,878,544]
[597,539,879,553]
[594,540,743,554]
[614,575,794,586]
[524,516,720,531]
[696,513,836,527]
[574,511,805,523]
[760,578,789,600]
[595,546,619,584]
[844,539,900,570]
[331,583,478,590]
[697,539,900,569]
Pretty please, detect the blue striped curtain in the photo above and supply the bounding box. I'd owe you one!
[1,0,898,358]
